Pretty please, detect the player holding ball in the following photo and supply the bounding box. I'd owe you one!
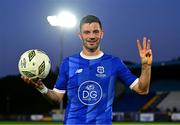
[21,15,152,125]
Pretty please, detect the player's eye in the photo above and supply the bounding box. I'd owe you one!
[83,31,90,34]
[93,30,100,34]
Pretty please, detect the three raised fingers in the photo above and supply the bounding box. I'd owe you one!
[137,37,151,50]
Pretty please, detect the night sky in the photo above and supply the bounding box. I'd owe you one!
[0,0,180,78]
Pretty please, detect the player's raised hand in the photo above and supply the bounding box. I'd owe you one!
[137,37,153,65]
[21,76,48,94]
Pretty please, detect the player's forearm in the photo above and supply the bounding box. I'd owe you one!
[138,64,151,94]
[42,89,63,104]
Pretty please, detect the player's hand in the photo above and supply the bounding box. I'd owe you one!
[137,37,153,65]
[21,76,44,89]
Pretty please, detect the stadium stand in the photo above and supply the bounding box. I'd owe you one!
[113,92,155,112]
[157,92,180,112]
[0,59,180,122]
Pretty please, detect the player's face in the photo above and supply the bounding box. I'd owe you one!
[79,22,104,52]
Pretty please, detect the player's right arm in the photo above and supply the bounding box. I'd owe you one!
[21,76,64,103]
[44,89,64,103]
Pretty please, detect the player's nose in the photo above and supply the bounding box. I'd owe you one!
[89,32,96,39]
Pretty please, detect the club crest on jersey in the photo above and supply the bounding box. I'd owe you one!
[96,66,106,78]
[78,81,102,105]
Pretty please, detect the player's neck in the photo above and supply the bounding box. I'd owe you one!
[82,48,102,56]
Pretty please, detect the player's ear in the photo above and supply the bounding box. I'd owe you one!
[100,31,104,39]
[78,33,83,40]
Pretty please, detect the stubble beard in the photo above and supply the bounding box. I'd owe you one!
[83,40,100,52]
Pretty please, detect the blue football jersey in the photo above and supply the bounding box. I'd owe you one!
[54,52,138,124]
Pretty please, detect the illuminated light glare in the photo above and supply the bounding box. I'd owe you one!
[47,11,77,28]
[47,16,59,26]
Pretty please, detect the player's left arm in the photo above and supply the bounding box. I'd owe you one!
[132,37,152,95]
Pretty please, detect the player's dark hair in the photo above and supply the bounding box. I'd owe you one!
[80,15,102,31]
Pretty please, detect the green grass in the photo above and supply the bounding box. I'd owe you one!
[0,121,180,125]
[0,121,61,125]
[113,122,180,125]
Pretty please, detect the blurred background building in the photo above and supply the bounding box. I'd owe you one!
[0,59,180,122]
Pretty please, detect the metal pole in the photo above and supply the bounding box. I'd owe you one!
[59,28,64,112]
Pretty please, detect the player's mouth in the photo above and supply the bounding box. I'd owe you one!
[87,40,96,42]
[87,39,98,43]
[87,40,97,46]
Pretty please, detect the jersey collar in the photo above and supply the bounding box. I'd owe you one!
[80,51,104,60]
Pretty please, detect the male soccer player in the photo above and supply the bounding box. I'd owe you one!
[22,15,152,124]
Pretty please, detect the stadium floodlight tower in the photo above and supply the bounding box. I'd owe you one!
[47,10,77,112]
[47,10,77,63]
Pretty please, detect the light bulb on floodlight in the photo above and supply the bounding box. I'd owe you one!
[57,11,77,28]
[47,11,77,28]
[47,16,59,26]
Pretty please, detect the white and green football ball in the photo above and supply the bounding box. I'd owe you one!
[18,49,51,79]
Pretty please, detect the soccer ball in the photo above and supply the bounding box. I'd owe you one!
[18,49,51,79]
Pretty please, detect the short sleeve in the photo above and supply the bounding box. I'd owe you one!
[115,58,138,88]
[54,58,68,91]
